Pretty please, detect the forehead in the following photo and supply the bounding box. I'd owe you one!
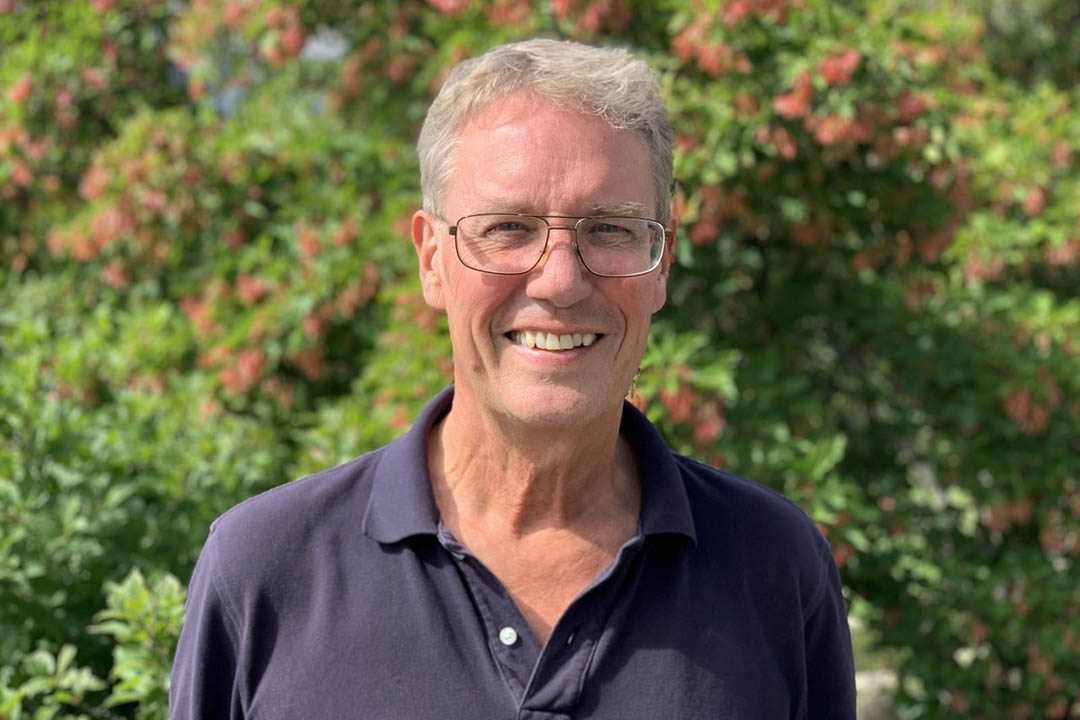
[446,93,654,217]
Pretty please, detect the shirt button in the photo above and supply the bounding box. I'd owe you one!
[498,626,518,646]
[451,551,465,560]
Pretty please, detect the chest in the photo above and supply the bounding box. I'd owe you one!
[233,539,809,720]
[478,540,620,645]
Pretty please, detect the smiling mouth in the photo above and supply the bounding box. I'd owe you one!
[507,330,601,351]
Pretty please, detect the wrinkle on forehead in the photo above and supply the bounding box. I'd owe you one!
[469,99,629,159]
[449,94,655,219]
[463,197,651,218]
[464,90,604,131]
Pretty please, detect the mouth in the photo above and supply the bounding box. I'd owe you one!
[506,330,602,351]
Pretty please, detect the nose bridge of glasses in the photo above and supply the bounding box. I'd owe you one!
[544,221,580,244]
[546,221,578,232]
[535,222,585,270]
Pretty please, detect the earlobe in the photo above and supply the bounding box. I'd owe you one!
[412,210,446,310]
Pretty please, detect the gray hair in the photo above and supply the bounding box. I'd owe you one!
[417,38,674,224]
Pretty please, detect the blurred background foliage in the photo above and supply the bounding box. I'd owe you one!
[1,0,1077,718]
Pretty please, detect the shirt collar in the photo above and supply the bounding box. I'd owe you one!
[362,386,697,547]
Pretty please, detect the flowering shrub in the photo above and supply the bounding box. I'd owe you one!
[1,1,1077,718]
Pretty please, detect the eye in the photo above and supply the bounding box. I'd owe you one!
[487,221,530,234]
[583,219,642,247]
[591,221,633,234]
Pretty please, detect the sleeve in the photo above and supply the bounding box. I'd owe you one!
[170,528,243,720]
[804,542,857,720]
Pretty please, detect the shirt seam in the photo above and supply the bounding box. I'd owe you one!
[204,528,248,712]
[206,528,244,632]
[802,538,834,623]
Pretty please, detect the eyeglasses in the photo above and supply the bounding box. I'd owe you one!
[448,213,667,278]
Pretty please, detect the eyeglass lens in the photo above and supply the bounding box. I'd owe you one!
[455,214,664,276]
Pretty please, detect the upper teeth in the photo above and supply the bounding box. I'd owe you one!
[509,331,598,350]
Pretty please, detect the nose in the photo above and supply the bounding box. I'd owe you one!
[524,227,593,307]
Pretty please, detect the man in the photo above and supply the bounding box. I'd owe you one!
[171,39,856,719]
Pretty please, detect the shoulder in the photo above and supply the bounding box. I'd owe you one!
[674,454,823,540]
[672,454,835,612]
[625,398,828,563]
[204,448,386,576]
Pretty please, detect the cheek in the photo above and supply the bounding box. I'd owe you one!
[615,278,662,325]
[444,271,518,337]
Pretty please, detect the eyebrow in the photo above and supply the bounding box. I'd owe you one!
[585,201,652,216]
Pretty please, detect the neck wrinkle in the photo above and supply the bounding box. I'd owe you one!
[428,400,638,540]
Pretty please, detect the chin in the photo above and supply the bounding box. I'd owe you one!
[491,380,619,430]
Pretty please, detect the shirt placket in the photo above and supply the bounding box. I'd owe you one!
[438,523,646,720]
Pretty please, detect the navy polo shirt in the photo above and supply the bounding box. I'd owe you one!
[170,387,855,719]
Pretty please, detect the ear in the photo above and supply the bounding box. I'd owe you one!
[412,210,446,310]
[650,217,677,313]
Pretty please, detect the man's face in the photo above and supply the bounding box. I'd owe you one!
[413,93,671,430]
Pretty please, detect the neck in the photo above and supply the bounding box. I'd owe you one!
[427,399,639,540]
